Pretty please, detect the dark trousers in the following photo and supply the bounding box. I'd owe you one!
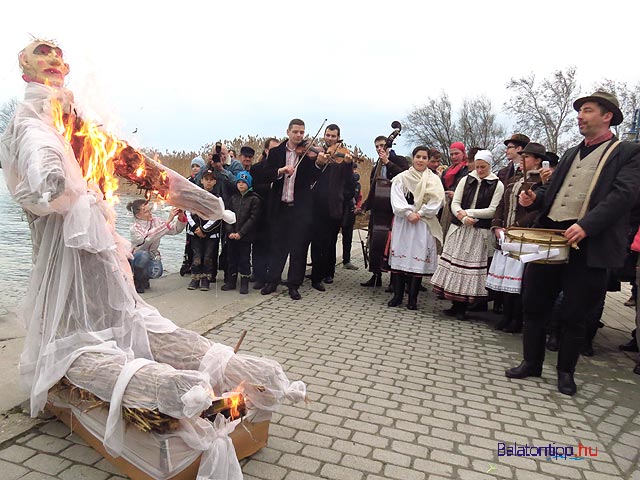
[522,241,607,373]
[341,208,355,264]
[311,216,340,282]
[190,235,219,277]
[227,240,252,277]
[252,225,270,282]
[266,204,312,288]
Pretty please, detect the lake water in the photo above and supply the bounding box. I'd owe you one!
[0,169,187,316]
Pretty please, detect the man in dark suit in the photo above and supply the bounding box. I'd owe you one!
[498,133,530,185]
[260,119,327,300]
[506,91,640,395]
[359,136,409,287]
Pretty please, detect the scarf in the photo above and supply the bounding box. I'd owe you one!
[443,161,468,189]
[395,167,445,249]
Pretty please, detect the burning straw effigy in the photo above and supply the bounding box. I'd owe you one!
[0,37,305,480]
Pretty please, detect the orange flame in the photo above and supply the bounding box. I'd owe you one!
[51,98,124,204]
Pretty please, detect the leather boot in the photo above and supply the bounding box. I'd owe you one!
[239,276,250,294]
[361,273,382,287]
[504,295,523,333]
[505,360,543,379]
[387,274,405,307]
[455,302,467,320]
[221,273,237,291]
[133,266,148,294]
[385,273,395,293]
[557,370,577,396]
[406,276,421,310]
[495,294,513,330]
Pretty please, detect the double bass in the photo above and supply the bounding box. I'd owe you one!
[366,121,402,273]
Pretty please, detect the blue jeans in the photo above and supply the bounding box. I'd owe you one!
[132,251,163,279]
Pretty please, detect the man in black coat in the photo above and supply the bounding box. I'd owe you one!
[506,91,640,395]
[260,119,327,300]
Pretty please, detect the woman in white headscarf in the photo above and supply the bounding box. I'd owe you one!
[387,146,445,310]
[431,150,504,319]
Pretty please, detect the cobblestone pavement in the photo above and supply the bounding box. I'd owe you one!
[1,263,639,480]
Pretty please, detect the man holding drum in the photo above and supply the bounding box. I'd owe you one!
[506,91,640,396]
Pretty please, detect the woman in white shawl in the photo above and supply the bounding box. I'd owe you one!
[431,150,504,320]
[387,146,445,310]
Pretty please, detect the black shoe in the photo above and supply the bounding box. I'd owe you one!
[323,276,334,284]
[239,276,250,294]
[311,281,326,292]
[200,277,210,291]
[253,280,265,290]
[582,344,594,357]
[495,316,510,331]
[385,284,394,293]
[546,333,560,352]
[504,321,523,334]
[455,311,466,320]
[619,339,639,352]
[289,287,301,300]
[261,283,277,295]
[505,361,543,379]
[633,364,640,375]
[388,297,402,307]
[187,278,199,290]
[135,285,145,294]
[361,274,382,287]
[443,307,457,317]
[557,371,577,396]
[468,301,488,312]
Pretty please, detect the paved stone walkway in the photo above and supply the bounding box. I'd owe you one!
[1,261,638,479]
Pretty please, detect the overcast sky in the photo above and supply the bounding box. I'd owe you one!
[1,0,638,157]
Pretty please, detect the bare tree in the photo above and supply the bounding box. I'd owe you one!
[404,92,457,163]
[405,92,506,166]
[458,95,506,159]
[592,79,640,137]
[0,97,17,135]
[505,67,580,154]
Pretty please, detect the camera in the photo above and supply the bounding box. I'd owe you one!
[215,142,222,154]
[212,153,222,163]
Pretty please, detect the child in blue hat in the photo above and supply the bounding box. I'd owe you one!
[221,171,262,294]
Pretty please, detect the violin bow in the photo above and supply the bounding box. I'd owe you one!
[292,118,328,171]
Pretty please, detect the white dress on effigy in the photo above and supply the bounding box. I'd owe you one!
[1,82,305,479]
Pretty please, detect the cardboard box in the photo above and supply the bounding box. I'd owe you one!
[46,401,269,480]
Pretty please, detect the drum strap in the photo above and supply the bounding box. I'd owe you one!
[577,139,621,220]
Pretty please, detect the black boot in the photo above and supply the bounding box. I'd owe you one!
[221,273,237,291]
[546,332,560,352]
[239,275,250,294]
[504,295,523,333]
[505,360,543,379]
[133,266,148,294]
[455,302,467,320]
[406,276,421,310]
[361,273,382,287]
[387,274,405,307]
[385,273,395,293]
[557,370,577,396]
[495,294,513,330]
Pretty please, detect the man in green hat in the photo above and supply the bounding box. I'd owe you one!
[506,91,640,395]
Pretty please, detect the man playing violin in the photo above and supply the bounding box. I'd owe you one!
[309,124,355,291]
[260,119,328,300]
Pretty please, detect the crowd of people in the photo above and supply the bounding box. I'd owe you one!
[131,92,640,397]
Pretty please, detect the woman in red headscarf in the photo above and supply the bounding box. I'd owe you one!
[438,142,469,240]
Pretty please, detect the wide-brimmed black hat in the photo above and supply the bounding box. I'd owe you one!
[573,91,623,126]
[503,133,530,148]
[520,142,547,160]
[545,151,559,167]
